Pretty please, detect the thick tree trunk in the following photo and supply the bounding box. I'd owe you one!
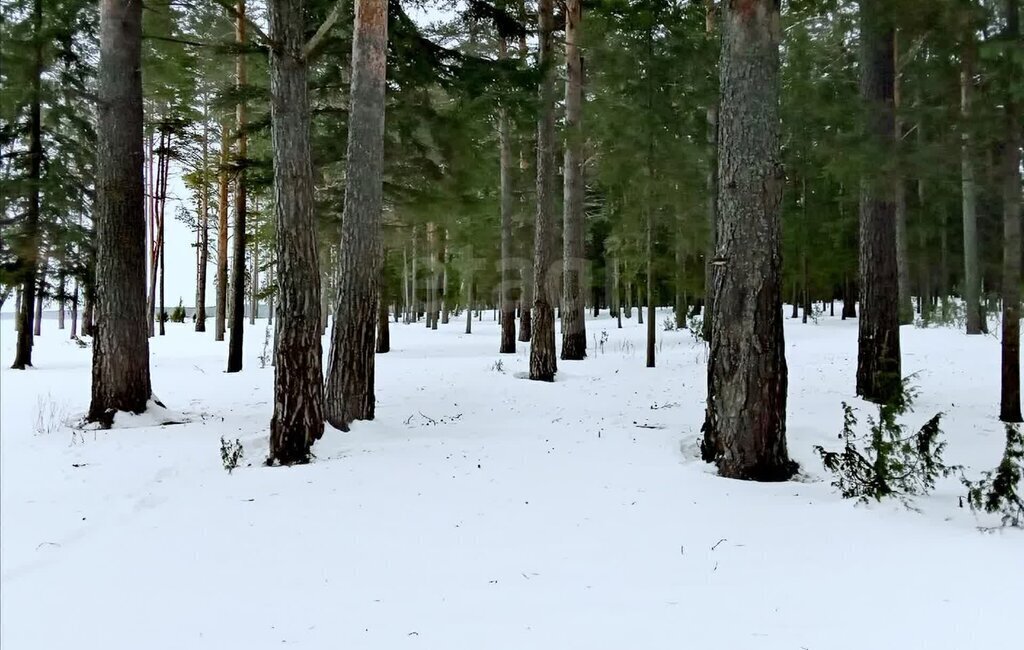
[561,0,586,361]
[701,0,793,481]
[1000,0,1022,423]
[266,0,324,465]
[856,0,902,404]
[613,257,622,329]
[961,31,983,335]
[702,0,718,345]
[88,0,152,424]
[528,0,558,381]
[215,118,230,341]
[499,59,516,353]
[12,0,42,368]
[324,0,387,429]
[894,31,913,326]
[227,0,248,372]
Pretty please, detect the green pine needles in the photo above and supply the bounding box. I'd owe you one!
[961,425,1024,529]
[814,382,958,504]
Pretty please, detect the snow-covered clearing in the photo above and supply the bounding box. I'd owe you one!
[1,310,1020,649]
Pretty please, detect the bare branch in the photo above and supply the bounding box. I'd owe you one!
[304,0,348,62]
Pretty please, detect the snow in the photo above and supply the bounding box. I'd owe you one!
[1,309,1020,650]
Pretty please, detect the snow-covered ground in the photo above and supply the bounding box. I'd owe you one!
[1,309,1020,649]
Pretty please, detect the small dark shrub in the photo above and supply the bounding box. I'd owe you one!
[962,425,1024,528]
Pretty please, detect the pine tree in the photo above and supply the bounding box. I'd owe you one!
[325,0,388,429]
[701,0,793,481]
[88,0,152,424]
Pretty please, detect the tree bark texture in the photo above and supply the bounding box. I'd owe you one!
[894,31,913,326]
[88,0,152,424]
[266,0,325,465]
[227,0,248,372]
[701,0,793,481]
[1000,0,1022,423]
[325,0,387,429]
[856,0,902,404]
[702,0,718,344]
[561,0,586,361]
[529,0,558,381]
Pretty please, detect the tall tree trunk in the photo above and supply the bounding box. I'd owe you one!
[12,0,42,368]
[561,0,586,361]
[325,0,388,429]
[701,0,793,481]
[215,118,230,341]
[158,181,165,335]
[196,103,210,332]
[1000,0,1022,423]
[961,27,983,335]
[702,0,718,344]
[894,30,913,325]
[499,61,516,352]
[856,0,902,404]
[227,0,248,372]
[410,227,418,322]
[266,0,324,464]
[250,200,258,325]
[637,280,644,325]
[88,0,152,424]
[528,0,558,381]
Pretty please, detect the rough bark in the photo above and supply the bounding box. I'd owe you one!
[701,0,793,481]
[856,0,902,404]
[12,0,41,368]
[266,0,324,465]
[227,0,248,372]
[88,0,152,424]
[702,0,719,344]
[560,0,586,361]
[961,26,983,335]
[1000,0,1022,423]
[215,118,230,341]
[529,0,558,382]
[894,31,913,325]
[324,0,387,429]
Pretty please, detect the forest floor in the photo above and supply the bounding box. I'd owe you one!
[1,308,1020,649]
